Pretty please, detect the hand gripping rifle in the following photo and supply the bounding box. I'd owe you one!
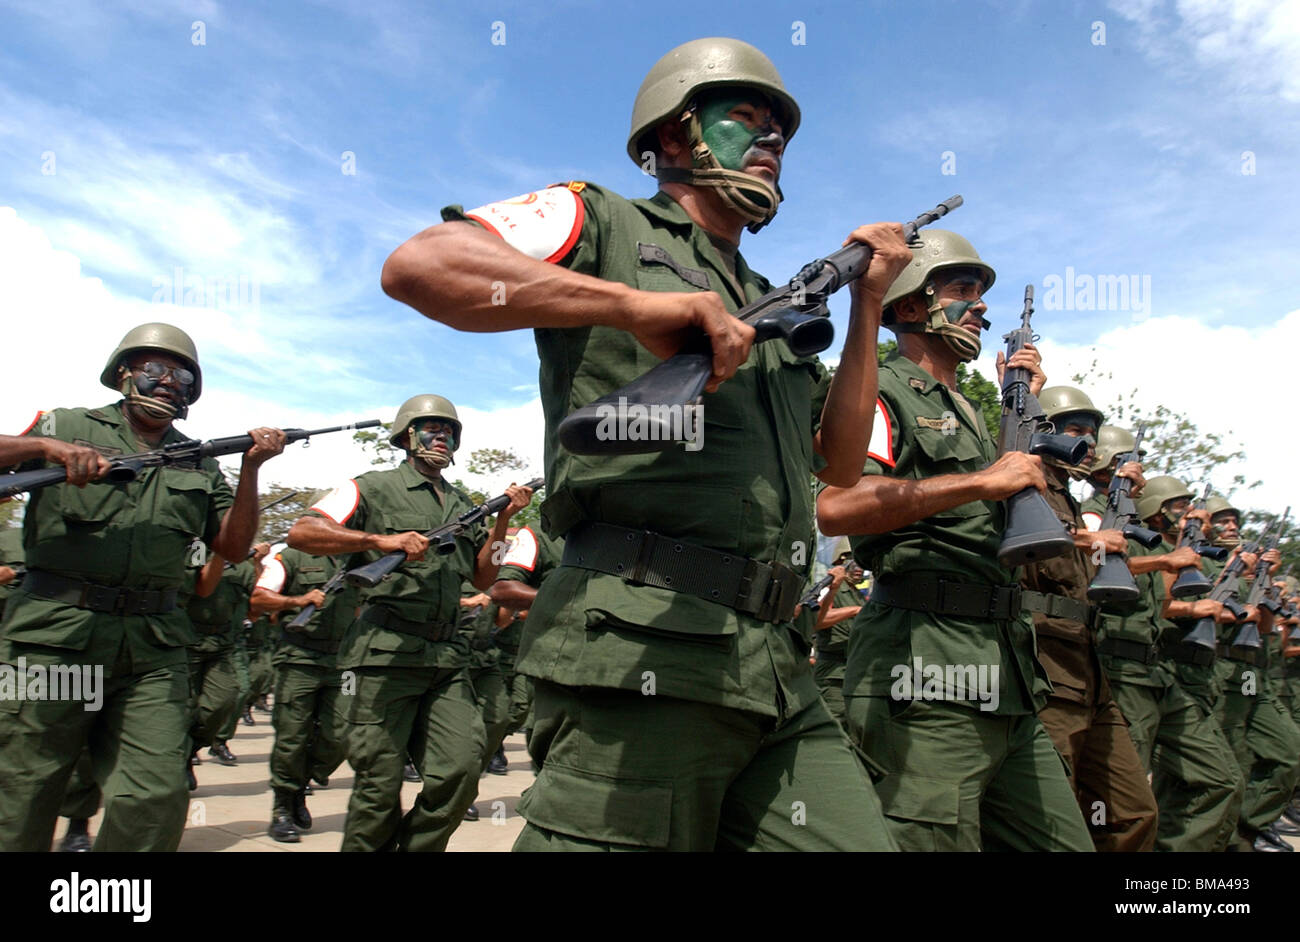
[556,196,965,455]
[344,478,545,590]
[0,422,382,499]
[995,285,1088,566]
[1087,425,1163,602]
[1182,529,1265,649]
[1168,484,1230,599]
[799,572,836,613]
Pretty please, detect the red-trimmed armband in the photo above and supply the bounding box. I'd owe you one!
[310,481,361,525]
[255,557,288,593]
[464,183,586,263]
[17,411,44,436]
[866,398,897,469]
[1081,511,1103,533]
[501,526,539,571]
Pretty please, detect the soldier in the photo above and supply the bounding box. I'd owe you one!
[1130,476,1244,851]
[0,322,285,851]
[811,543,865,726]
[1080,425,1143,531]
[185,551,261,771]
[458,584,512,822]
[382,37,908,851]
[287,394,530,852]
[1021,386,1158,852]
[488,524,565,765]
[818,230,1094,851]
[251,542,355,843]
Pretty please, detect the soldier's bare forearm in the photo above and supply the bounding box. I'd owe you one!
[489,579,537,610]
[815,294,881,488]
[0,435,49,471]
[382,222,637,332]
[287,515,384,556]
[818,472,993,536]
[471,515,514,590]
[213,469,260,561]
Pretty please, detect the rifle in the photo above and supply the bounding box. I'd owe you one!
[1087,424,1162,602]
[1244,507,1289,616]
[283,567,348,632]
[1182,532,1262,649]
[345,478,545,589]
[0,422,381,499]
[1168,484,1230,599]
[556,196,965,455]
[995,285,1088,566]
[799,573,835,613]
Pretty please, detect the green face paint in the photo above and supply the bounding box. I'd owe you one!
[697,92,774,173]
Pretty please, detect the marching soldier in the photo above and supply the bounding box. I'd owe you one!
[1022,387,1158,851]
[287,394,529,851]
[811,543,865,726]
[251,542,356,842]
[459,584,512,821]
[383,37,909,851]
[818,231,1093,851]
[0,322,284,851]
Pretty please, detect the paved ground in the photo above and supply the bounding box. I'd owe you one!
[63,713,530,851]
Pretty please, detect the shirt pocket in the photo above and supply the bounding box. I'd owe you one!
[911,427,992,520]
[156,468,212,540]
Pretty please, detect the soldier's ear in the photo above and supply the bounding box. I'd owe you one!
[655,120,689,164]
[893,294,926,324]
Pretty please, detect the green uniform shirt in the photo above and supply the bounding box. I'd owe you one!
[442,183,830,717]
[814,581,864,658]
[0,403,233,675]
[459,587,501,669]
[258,546,356,667]
[185,560,258,652]
[841,351,1046,714]
[0,526,24,621]
[494,525,563,651]
[307,461,486,670]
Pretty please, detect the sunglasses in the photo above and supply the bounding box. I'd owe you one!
[135,361,195,387]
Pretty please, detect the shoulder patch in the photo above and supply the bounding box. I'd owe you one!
[466,186,585,263]
[18,411,43,436]
[311,480,361,525]
[867,399,896,468]
[255,557,287,593]
[1080,511,1103,533]
[501,526,539,571]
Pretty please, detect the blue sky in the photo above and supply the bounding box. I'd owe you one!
[2,0,1298,506]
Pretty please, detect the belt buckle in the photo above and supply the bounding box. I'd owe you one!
[626,530,658,586]
[82,583,118,613]
[1003,585,1023,620]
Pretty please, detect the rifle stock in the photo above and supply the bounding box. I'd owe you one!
[556,196,964,455]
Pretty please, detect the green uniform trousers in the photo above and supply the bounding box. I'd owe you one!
[270,663,346,796]
[513,680,898,852]
[1111,679,1243,852]
[59,747,102,820]
[847,696,1094,852]
[1238,695,1300,834]
[469,661,511,770]
[813,651,847,726]
[218,645,274,743]
[339,665,484,852]
[0,658,190,852]
[188,647,241,749]
[1037,696,1158,852]
[497,647,533,735]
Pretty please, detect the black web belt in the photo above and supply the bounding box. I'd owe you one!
[279,630,341,654]
[360,604,456,642]
[1161,643,1218,667]
[871,573,1022,620]
[561,522,803,624]
[1217,643,1265,666]
[1097,637,1159,665]
[23,570,178,616]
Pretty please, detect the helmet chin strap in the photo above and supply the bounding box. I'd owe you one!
[655,108,782,234]
[889,289,985,361]
[407,427,453,469]
[119,371,187,420]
